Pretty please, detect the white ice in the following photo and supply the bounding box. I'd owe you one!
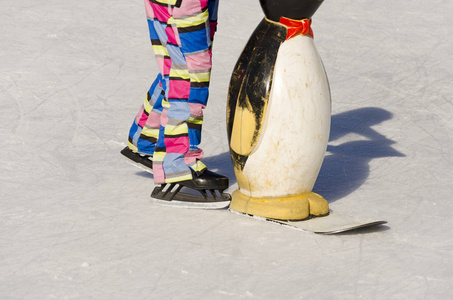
[1,0,452,299]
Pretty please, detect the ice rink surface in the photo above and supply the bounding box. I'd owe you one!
[1,0,452,299]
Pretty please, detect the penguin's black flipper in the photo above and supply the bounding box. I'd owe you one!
[227,19,286,170]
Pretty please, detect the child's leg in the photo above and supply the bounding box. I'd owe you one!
[127,1,170,155]
[156,0,218,183]
[152,0,217,184]
[174,0,218,175]
[141,1,190,183]
[128,0,218,184]
[127,75,165,155]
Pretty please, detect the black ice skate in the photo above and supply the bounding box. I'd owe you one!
[151,170,231,209]
[120,146,153,174]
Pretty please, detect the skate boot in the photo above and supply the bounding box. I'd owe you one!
[151,169,231,209]
[120,146,153,173]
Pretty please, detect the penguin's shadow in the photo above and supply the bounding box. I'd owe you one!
[135,107,404,203]
[314,107,404,202]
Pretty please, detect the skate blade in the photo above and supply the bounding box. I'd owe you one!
[120,147,153,174]
[151,184,231,210]
[122,156,153,174]
[152,197,230,209]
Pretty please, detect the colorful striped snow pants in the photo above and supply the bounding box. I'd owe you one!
[127,0,218,184]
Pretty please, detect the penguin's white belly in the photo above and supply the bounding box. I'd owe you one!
[242,35,331,198]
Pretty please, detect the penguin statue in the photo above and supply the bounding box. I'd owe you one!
[227,0,331,220]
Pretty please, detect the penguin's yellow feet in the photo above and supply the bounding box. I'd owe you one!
[230,190,329,221]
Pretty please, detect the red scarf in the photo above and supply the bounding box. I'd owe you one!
[279,17,314,40]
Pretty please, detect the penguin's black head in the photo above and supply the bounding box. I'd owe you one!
[260,0,324,22]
